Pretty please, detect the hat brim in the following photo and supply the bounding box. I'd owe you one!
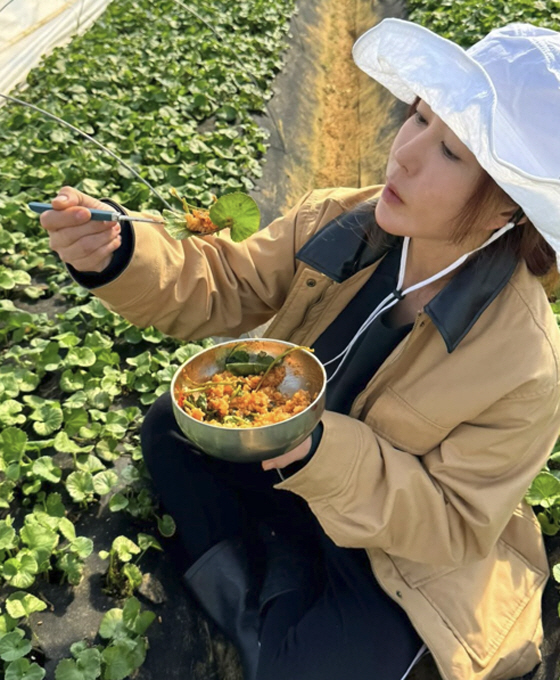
[352,18,560,264]
[353,20,498,167]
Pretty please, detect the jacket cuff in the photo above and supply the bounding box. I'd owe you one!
[274,410,369,498]
[67,198,135,290]
[281,421,324,478]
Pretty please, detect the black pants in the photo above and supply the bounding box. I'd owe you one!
[142,393,424,680]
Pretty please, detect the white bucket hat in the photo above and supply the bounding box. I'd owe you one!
[352,18,560,268]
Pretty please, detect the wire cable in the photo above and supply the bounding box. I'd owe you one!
[0,92,175,211]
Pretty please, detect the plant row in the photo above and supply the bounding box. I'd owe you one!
[0,0,297,677]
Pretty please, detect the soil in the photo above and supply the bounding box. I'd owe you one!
[295,0,362,191]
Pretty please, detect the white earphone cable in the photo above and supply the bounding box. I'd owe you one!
[324,221,516,383]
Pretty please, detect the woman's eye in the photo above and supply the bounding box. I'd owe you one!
[442,143,460,161]
[414,111,427,125]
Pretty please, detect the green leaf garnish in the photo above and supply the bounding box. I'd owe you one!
[162,193,260,242]
[209,193,260,242]
[161,209,197,240]
[223,348,275,375]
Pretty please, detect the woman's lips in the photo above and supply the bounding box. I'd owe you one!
[381,183,404,205]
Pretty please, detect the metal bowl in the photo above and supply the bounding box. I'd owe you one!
[170,339,326,462]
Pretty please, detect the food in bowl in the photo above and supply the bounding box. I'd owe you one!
[175,346,316,428]
[170,339,326,462]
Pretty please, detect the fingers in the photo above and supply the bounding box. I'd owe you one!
[71,233,122,273]
[41,205,94,231]
[39,186,122,272]
[50,222,120,254]
[261,436,313,471]
[52,185,110,211]
[49,223,122,273]
[41,186,115,231]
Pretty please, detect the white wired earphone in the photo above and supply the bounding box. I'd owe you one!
[324,213,522,384]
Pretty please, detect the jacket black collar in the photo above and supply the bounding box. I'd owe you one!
[295,202,519,352]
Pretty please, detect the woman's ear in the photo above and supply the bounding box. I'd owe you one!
[485,205,526,231]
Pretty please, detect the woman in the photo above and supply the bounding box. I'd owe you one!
[40,19,560,680]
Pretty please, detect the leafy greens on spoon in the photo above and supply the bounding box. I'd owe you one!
[162,188,261,242]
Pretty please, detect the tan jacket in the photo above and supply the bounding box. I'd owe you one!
[90,186,560,680]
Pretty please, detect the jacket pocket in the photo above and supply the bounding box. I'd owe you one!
[364,388,450,455]
[264,267,323,340]
[391,541,547,667]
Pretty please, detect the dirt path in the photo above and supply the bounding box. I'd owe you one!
[253,0,406,227]
[308,0,361,189]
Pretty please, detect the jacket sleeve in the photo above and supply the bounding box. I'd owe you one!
[80,190,315,341]
[277,381,560,567]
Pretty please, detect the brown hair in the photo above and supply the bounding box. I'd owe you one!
[407,99,560,298]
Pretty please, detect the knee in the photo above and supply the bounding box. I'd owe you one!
[141,391,176,468]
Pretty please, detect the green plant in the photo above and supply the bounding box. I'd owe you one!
[99,533,163,598]
[54,597,155,680]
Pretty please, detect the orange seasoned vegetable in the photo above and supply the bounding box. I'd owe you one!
[178,365,315,428]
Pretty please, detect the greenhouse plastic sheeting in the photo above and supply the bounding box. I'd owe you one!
[0,0,113,97]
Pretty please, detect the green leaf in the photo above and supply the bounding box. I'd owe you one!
[54,431,92,454]
[137,533,163,552]
[1,428,27,464]
[0,400,25,427]
[66,471,94,503]
[55,658,85,680]
[5,592,47,619]
[21,519,58,552]
[56,646,102,680]
[122,563,142,590]
[0,630,31,662]
[70,536,94,559]
[122,597,155,635]
[32,456,63,483]
[6,657,46,680]
[22,479,42,496]
[60,370,85,393]
[0,519,17,550]
[101,642,136,680]
[70,641,89,658]
[0,612,18,635]
[98,609,124,640]
[56,647,102,680]
[112,536,141,562]
[76,454,106,474]
[56,553,84,585]
[58,517,76,542]
[525,471,560,508]
[32,404,63,436]
[103,412,128,438]
[2,553,38,589]
[108,493,129,512]
[161,209,198,240]
[54,332,81,349]
[66,347,97,368]
[64,392,88,408]
[46,492,66,518]
[92,470,118,496]
[157,514,176,538]
[13,370,40,393]
[209,193,260,242]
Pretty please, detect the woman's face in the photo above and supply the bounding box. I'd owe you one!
[375,100,497,246]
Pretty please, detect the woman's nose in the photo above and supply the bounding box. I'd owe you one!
[391,121,429,174]
[393,137,421,174]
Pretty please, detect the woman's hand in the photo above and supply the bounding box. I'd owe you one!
[262,435,312,471]
[40,186,122,272]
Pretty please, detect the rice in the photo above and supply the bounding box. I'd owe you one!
[177,365,315,428]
